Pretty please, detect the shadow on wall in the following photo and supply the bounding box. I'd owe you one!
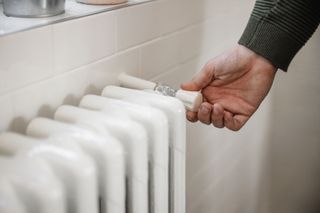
[8,84,102,133]
[269,28,320,213]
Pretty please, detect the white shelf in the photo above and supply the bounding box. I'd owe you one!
[0,0,152,37]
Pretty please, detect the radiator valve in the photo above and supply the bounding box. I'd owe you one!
[118,73,203,112]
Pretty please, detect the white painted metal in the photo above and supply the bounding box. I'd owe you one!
[118,73,202,112]
[79,94,169,213]
[0,156,65,213]
[26,117,126,213]
[118,72,157,90]
[0,179,26,213]
[0,85,186,213]
[0,132,98,213]
[102,86,186,213]
[54,106,149,213]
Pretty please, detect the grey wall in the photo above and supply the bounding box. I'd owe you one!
[269,28,320,213]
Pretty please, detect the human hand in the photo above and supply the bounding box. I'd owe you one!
[181,45,277,131]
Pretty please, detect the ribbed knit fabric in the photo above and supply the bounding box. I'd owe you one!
[239,0,320,71]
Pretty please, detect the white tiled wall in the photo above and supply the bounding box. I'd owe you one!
[3,0,318,213]
[53,11,117,74]
[0,26,54,94]
[117,2,158,50]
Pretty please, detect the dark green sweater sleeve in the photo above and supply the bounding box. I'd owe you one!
[239,0,320,71]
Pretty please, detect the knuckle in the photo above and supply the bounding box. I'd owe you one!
[204,61,213,71]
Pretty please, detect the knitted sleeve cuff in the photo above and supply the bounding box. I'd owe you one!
[238,17,303,71]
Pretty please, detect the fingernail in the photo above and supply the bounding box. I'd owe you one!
[213,106,219,115]
[200,105,209,114]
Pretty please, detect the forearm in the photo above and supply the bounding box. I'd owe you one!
[239,0,320,71]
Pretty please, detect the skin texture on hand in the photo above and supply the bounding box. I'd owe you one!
[181,45,277,131]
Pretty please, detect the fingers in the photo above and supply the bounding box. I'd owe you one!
[188,102,224,127]
[223,111,248,131]
[197,103,212,125]
[211,104,224,128]
[187,105,249,131]
[186,102,212,124]
[196,103,226,128]
[186,111,198,122]
[181,63,215,91]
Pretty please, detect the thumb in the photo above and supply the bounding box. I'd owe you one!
[181,62,215,91]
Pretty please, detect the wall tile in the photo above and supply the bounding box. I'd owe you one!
[151,57,201,87]
[140,34,180,79]
[51,47,140,106]
[154,0,184,36]
[5,48,140,133]
[10,76,69,133]
[179,0,205,27]
[116,2,158,50]
[53,11,117,74]
[9,68,94,133]
[75,47,141,94]
[0,26,54,95]
[178,24,204,63]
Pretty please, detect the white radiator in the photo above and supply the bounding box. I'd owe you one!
[0,85,186,213]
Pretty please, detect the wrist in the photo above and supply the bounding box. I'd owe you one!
[237,44,277,74]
